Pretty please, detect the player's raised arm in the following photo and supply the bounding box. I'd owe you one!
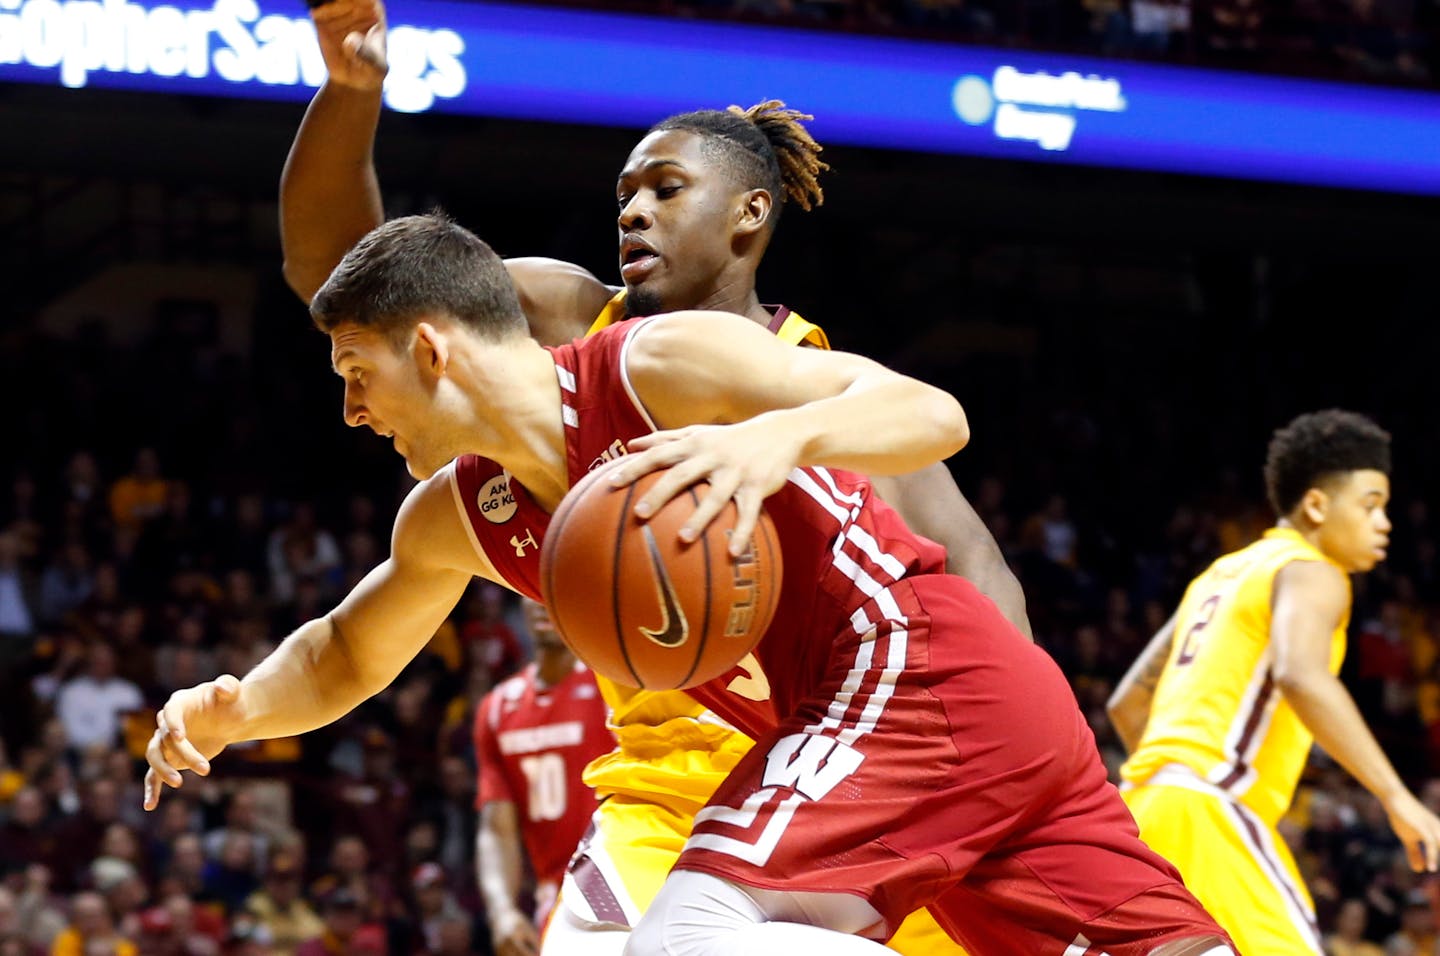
[279,0,389,303]
[142,471,489,810]
[610,310,968,554]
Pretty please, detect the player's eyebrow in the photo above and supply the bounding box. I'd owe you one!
[617,158,686,183]
[331,348,356,374]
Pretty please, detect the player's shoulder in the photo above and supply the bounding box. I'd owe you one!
[393,463,491,576]
[504,257,616,346]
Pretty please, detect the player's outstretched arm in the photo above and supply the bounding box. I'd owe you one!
[476,801,540,956]
[1272,559,1440,872]
[280,0,389,303]
[870,467,1032,639]
[1106,613,1177,753]
[611,311,968,554]
[143,473,484,809]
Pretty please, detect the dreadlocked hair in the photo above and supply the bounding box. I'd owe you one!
[650,99,829,222]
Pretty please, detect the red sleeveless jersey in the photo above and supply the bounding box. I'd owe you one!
[448,318,947,739]
[473,661,611,887]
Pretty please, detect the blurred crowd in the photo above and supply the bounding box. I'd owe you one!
[535,0,1438,86]
[2,317,1439,956]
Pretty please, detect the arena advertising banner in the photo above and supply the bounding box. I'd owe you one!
[3,0,1438,194]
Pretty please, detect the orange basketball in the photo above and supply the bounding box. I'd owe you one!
[539,458,782,690]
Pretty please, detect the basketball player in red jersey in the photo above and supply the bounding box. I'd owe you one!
[145,216,1231,956]
[278,0,1029,636]
[475,598,611,954]
[283,13,1025,954]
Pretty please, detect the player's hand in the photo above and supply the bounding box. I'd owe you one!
[312,0,388,90]
[1385,789,1440,872]
[490,908,540,956]
[142,675,246,812]
[611,419,801,557]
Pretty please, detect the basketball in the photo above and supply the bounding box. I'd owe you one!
[539,458,782,690]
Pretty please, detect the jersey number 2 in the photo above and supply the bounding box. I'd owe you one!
[1176,594,1222,666]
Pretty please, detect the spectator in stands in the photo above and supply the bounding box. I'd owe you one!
[294,890,383,956]
[48,891,136,956]
[245,849,323,956]
[0,533,37,639]
[37,543,92,628]
[108,448,168,532]
[265,505,341,604]
[53,645,142,753]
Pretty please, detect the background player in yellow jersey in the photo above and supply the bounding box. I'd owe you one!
[278,4,1030,955]
[1108,410,1440,955]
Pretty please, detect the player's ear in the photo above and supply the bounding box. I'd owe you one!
[1300,487,1329,526]
[414,321,450,378]
[735,188,773,239]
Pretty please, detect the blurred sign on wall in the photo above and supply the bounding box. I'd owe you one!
[3,0,1438,194]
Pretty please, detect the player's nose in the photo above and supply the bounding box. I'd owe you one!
[618,195,651,232]
[343,391,367,428]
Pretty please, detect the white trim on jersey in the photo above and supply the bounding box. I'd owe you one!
[1206,646,1277,796]
[443,460,505,586]
[1220,798,1324,952]
[556,364,577,393]
[558,808,646,930]
[617,316,660,431]
[688,790,806,867]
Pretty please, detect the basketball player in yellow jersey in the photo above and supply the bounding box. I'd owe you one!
[1109,410,1440,955]
[279,6,1029,954]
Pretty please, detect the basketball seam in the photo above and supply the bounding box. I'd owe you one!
[677,485,711,689]
[759,508,778,637]
[613,480,646,689]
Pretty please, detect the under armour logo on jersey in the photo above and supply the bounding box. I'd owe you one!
[511,529,538,556]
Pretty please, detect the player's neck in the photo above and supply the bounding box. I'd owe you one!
[449,337,571,511]
[689,275,770,326]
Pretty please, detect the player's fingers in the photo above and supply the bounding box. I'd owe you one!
[634,457,712,522]
[607,439,692,488]
[1426,830,1439,871]
[146,730,183,789]
[160,700,210,774]
[142,767,160,811]
[727,488,762,558]
[624,428,693,453]
[1404,834,1426,872]
[682,474,742,543]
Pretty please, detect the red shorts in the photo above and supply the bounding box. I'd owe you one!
[675,575,1229,954]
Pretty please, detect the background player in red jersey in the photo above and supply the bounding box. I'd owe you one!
[143,216,1231,956]
[475,598,611,956]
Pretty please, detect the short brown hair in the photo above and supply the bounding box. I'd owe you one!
[311,213,527,346]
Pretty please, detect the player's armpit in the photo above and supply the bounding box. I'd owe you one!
[504,258,616,346]
[870,466,1032,640]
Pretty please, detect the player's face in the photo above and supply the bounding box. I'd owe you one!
[616,130,743,315]
[522,598,567,653]
[1315,469,1391,573]
[330,322,450,480]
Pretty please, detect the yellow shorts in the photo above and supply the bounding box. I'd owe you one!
[557,776,964,954]
[1123,771,1324,955]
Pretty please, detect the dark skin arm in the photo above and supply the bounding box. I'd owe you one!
[1271,559,1440,872]
[476,801,540,956]
[277,0,616,341]
[870,468,1031,639]
[1106,613,1177,753]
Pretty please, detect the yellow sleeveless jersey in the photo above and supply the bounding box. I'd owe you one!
[1121,527,1350,825]
[581,289,825,803]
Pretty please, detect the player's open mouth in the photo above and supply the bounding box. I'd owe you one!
[621,251,659,282]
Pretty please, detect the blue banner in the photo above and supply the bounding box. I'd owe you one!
[3,0,1439,194]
